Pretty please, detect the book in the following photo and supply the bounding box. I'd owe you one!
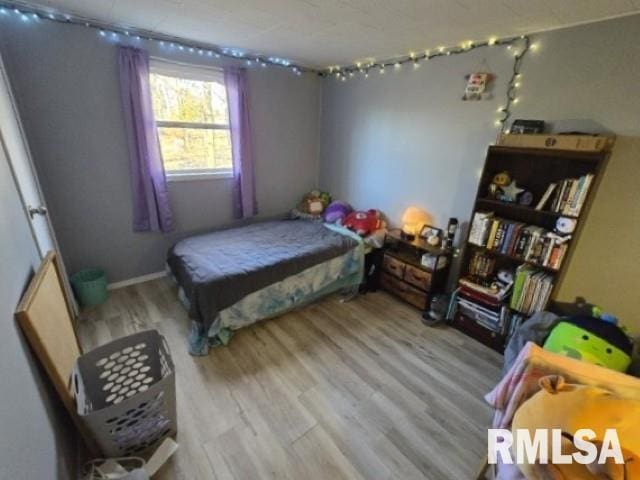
[492,221,508,250]
[486,219,500,249]
[469,211,493,246]
[562,179,579,215]
[535,183,557,210]
[571,173,594,216]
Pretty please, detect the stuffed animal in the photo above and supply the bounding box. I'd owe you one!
[518,190,534,206]
[462,72,493,100]
[512,376,640,479]
[298,190,331,215]
[342,209,382,236]
[488,171,511,198]
[323,201,352,224]
[544,315,633,372]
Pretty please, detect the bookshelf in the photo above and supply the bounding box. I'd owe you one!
[451,143,609,353]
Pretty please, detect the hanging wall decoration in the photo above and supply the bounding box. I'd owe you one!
[324,35,536,132]
[462,72,494,100]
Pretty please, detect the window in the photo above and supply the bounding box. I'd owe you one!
[149,60,232,180]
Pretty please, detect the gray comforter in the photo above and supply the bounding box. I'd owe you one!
[167,219,358,331]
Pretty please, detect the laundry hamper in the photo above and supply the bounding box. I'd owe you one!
[71,330,177,457]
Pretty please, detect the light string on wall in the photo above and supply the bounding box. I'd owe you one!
[0,0,536,130]
[0,0,312,76]
[324,35,536,132]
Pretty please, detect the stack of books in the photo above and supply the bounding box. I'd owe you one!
[457,278,510,334]
[509,265,554,315]
[469,212,568,270]
[536,174,594,216]
[468,251,495,279]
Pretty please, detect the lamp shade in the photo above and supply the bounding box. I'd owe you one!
[401,207,430,236]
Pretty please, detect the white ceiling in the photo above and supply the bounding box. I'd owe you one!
[24,0,640,67]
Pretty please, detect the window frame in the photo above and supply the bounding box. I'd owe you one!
[149,58,233,181]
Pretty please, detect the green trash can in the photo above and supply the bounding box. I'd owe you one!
[70,268,108,308]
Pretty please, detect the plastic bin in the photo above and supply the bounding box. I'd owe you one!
[71,268,108,307]
[71,330,177,457]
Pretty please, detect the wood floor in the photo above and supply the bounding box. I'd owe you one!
[78,277,503,480]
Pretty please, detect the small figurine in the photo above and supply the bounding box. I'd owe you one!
[546,216,577,245]
[488,171,511,198]
[497,180,525,203]
[518,190,534,206]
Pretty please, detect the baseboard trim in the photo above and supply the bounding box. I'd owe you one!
[108,271,166,290]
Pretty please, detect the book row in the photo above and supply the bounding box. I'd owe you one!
[510,265,554,315]
[469,212,568,270]
[535,173,594,216]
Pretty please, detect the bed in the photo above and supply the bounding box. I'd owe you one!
[166,219,365,355]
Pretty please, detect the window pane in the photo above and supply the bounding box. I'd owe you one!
[150,73,229,125]
[157,127,232,172]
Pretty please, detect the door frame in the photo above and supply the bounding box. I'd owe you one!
[0,52,78,315]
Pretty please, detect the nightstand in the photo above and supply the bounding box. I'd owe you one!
[379,231,452,313]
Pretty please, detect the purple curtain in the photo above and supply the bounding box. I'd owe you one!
[224,67,257,219]
[118,46,173,233]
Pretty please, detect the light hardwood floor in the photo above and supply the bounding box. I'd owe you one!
[78,277,503,480]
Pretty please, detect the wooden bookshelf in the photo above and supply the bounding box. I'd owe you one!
[451,143,610,353]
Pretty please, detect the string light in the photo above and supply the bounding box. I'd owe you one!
[324,34,532,134]
[0,0,310,75]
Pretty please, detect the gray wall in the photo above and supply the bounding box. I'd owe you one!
[0,20,321,283]
[0,141,76,477]
[319,14,640,328]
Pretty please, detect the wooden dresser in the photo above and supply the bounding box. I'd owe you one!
[379,232,452,312]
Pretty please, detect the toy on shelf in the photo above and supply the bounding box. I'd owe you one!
[518,190,534,206]
[343,209,382,236]
[488,171,511,198]
[543,313,633,372]
[548,216,577,245]
[488,170,530,204]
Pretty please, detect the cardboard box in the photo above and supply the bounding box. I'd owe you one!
[497,133,615,152]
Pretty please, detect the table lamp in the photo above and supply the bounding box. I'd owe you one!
[401,207,429,240]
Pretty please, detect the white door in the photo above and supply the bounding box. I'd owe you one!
[0,52,77,313]
[0,54,54,255]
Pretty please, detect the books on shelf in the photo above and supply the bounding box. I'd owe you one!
[459,276,512,302]
[469,211,494,246]
[535,183,557,210]
[549,174,593,217]
[509,265,554,315]
[469,215,567,270]
[468,251,495,279]
[456,286,509,334]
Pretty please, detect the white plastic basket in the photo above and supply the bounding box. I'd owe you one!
[72,330,176,457]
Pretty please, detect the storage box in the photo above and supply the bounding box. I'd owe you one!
[497,133,615,152]
[72,330,176,457]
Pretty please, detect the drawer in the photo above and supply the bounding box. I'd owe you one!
[403,264,432,291]
[380,273,428,310]
[382,254,405,279]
